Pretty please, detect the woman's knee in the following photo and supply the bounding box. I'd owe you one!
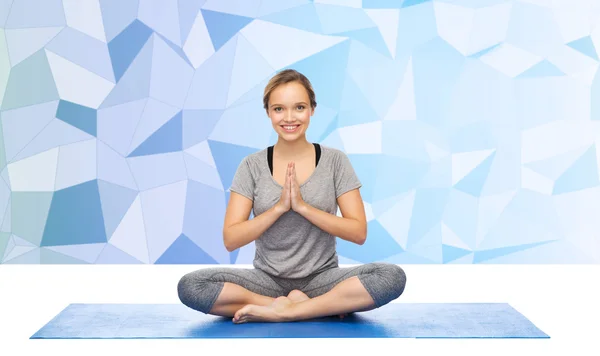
[372,262,407,299]
[177,270,221,314]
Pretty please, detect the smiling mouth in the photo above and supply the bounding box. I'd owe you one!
[281,125,300,133]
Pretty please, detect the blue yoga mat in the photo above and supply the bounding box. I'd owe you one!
[31,303,549,339]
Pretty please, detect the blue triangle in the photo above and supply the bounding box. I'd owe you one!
[100,36,153,108]
[318,114,339,142]
[55,100,97,136]
[567,36,599,60]
[108,20,153,82]
[41,180,107,247]
[469,43,501,58]
[182,110,223,149]
[336,27,391,58]
[454,152,496,197]
[97,180,138,239]
[128,111,183,157]
[260,3,322,33]
[201,9,253,51]
[402,0,431,7]
[518,60,565,78]
[208,140,259,191]
[154,32,194,68]
[155,233,218,264]
[474,240,554,263]
[553,145,600,194]
[442,244,471,263]
[336,220,404,263]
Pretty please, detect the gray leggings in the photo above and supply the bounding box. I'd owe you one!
[177,262,407,314]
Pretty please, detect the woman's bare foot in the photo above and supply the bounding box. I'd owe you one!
[233,296,292,323]
[232,290,352,324]
[287,290,348,319]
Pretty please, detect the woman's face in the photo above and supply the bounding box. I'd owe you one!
[267,81,314,142]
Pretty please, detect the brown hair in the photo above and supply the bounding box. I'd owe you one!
[263,69,317,111]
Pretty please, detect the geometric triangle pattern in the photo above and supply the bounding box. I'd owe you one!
[1,1,599,265]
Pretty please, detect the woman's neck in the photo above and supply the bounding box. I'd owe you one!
[273,138,313,159]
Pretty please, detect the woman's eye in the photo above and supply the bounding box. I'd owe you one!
[274,107,282,112]
[297,105,305,110]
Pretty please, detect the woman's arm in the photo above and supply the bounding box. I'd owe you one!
[223,192,286,252]
[296,189,367,245]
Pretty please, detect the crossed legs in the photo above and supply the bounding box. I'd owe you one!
[233,276,374,323]
[177,263,406,323]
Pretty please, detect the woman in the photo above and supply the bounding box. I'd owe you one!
[178,69,407,324]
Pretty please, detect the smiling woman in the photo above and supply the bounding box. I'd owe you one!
[177,69,407,324]
[264,70,316,148]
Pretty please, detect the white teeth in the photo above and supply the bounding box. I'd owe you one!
[283,126,298,130]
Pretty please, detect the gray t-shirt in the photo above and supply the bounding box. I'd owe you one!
[228,144,362,278]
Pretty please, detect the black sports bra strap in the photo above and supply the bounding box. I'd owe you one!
[268,143,320,175]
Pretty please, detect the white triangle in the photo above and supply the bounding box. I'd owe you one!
[425,141,449,161]
[184,153,223,190]
[441,223,470,250]
[7,147,58,192]
[63,0,107,43]
[365,9,399,59]
[451,149,495,185]
[339,121,382,154]
[5,27,63,66]
[384,57,416,121]
[109,196,150,264]
[45,50,115,109]
[433,2,474,56]
[183,10,215,69]
[240,20,347,69]
[184,140,216,168]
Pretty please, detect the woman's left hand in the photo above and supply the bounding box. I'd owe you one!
[290,162,307,212]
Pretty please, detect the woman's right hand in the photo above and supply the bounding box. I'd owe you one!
[276,162,292,214]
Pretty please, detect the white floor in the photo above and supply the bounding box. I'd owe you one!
[0,264,598,356]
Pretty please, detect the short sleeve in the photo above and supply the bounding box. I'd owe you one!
[229,157,255,201]
[334,150,362,198]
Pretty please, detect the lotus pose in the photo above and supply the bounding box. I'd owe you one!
[178,69,406,323]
